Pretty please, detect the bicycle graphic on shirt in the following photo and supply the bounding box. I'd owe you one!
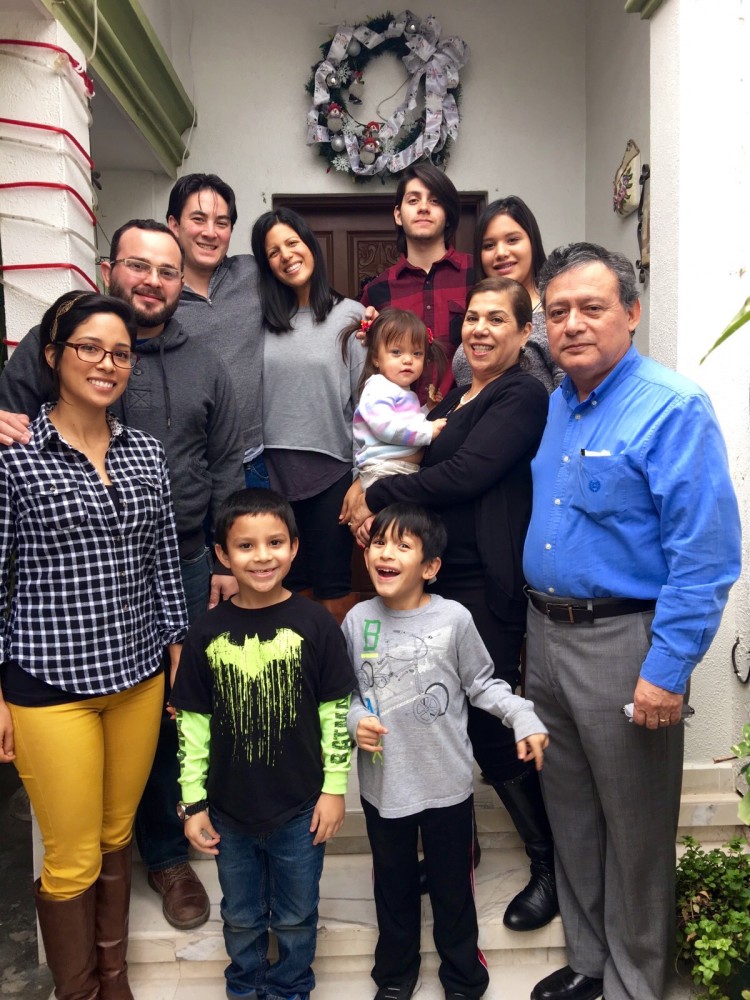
[356,627,449,725]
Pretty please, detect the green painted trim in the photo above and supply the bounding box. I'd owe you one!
[39,0,195,176]
[624,0,664,18]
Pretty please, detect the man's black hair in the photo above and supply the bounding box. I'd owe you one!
[394,163,461,256]
[166,173,238,228]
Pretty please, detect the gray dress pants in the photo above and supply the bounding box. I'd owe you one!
[525,604,684,1000]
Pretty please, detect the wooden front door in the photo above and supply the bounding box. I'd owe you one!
[272,192,485,299]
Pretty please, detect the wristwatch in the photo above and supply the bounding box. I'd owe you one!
[176,799,209,821]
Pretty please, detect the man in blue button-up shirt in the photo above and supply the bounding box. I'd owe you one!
[522,243,741,1000]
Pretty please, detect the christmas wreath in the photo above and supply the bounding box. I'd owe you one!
[305,11,470,182]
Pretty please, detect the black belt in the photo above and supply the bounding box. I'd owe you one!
[526,589,656,624]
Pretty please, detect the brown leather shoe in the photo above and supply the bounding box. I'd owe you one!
[147,863,210,929]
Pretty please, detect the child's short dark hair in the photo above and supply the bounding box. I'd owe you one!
[368,503,447,562]
[215,488,298,549]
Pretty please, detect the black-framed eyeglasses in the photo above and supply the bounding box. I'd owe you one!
[62,342,138,370]
[111,258,182,282]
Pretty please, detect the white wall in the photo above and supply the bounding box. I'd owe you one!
[585,0,650,348]
[97,0,588,256]
[650,0,750,769]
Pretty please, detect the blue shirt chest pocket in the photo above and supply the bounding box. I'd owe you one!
[571,454,647,522]
[18,478,89,531]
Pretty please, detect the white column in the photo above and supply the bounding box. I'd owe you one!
[0,5,97,348]
[650,0,750,763]
[0,6,97,960]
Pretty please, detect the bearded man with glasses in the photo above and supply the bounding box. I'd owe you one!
[0,218,245,933]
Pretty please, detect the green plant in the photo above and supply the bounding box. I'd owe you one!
[701,297,750,363]
[676,835,750,999]
[732,724,750,825]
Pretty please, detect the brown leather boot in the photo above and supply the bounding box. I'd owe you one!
[96,845,134,999]
[34,878,99,1000]
[318,592,359,625]
[147,862,210,929]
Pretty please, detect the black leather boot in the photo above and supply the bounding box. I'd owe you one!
[493,768,558,930]
[418,806,481,895]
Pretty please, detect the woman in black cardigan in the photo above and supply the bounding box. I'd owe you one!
[349,276,556,931]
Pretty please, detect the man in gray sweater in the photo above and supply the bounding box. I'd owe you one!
[166,172,267,493]
[0,219,245,931]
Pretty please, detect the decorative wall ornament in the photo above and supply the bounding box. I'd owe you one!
[305,11,470,182]
[636,162,650,284]
[613,139,641,216]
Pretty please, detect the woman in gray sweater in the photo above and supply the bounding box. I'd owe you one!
[251,208,365,623]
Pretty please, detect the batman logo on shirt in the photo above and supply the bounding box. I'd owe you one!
[205,628,303,764]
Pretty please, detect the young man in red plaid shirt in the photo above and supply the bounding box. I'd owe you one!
[361,163,473,403]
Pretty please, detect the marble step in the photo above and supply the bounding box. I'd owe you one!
[121,961,699,1000]
[123,761,744,975]
[128,846,567,969]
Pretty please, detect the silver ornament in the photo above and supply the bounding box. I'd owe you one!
[325,71,340,89]
[330,135,346,152]
[404,17,420,36]
[347,38,361,57]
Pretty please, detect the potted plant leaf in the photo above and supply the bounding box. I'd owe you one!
[675,726,750,999]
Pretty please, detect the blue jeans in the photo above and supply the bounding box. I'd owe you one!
[244,454,270,489]
[135,547,211,870]
[214,805,323,1000]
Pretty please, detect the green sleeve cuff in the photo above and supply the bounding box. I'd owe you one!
[321,771,349,795]
[176,710,211,802]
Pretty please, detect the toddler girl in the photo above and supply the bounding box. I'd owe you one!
[341,307,447,489]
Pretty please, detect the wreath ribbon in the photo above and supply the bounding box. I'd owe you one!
[306,11,469,179]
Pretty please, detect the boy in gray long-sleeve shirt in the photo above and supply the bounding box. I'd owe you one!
[344,504,548,1000]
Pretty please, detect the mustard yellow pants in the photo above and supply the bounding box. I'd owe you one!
[9,672,163,899]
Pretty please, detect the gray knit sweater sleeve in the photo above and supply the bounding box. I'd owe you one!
[344,594,546,818]
[0,326,46,417]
